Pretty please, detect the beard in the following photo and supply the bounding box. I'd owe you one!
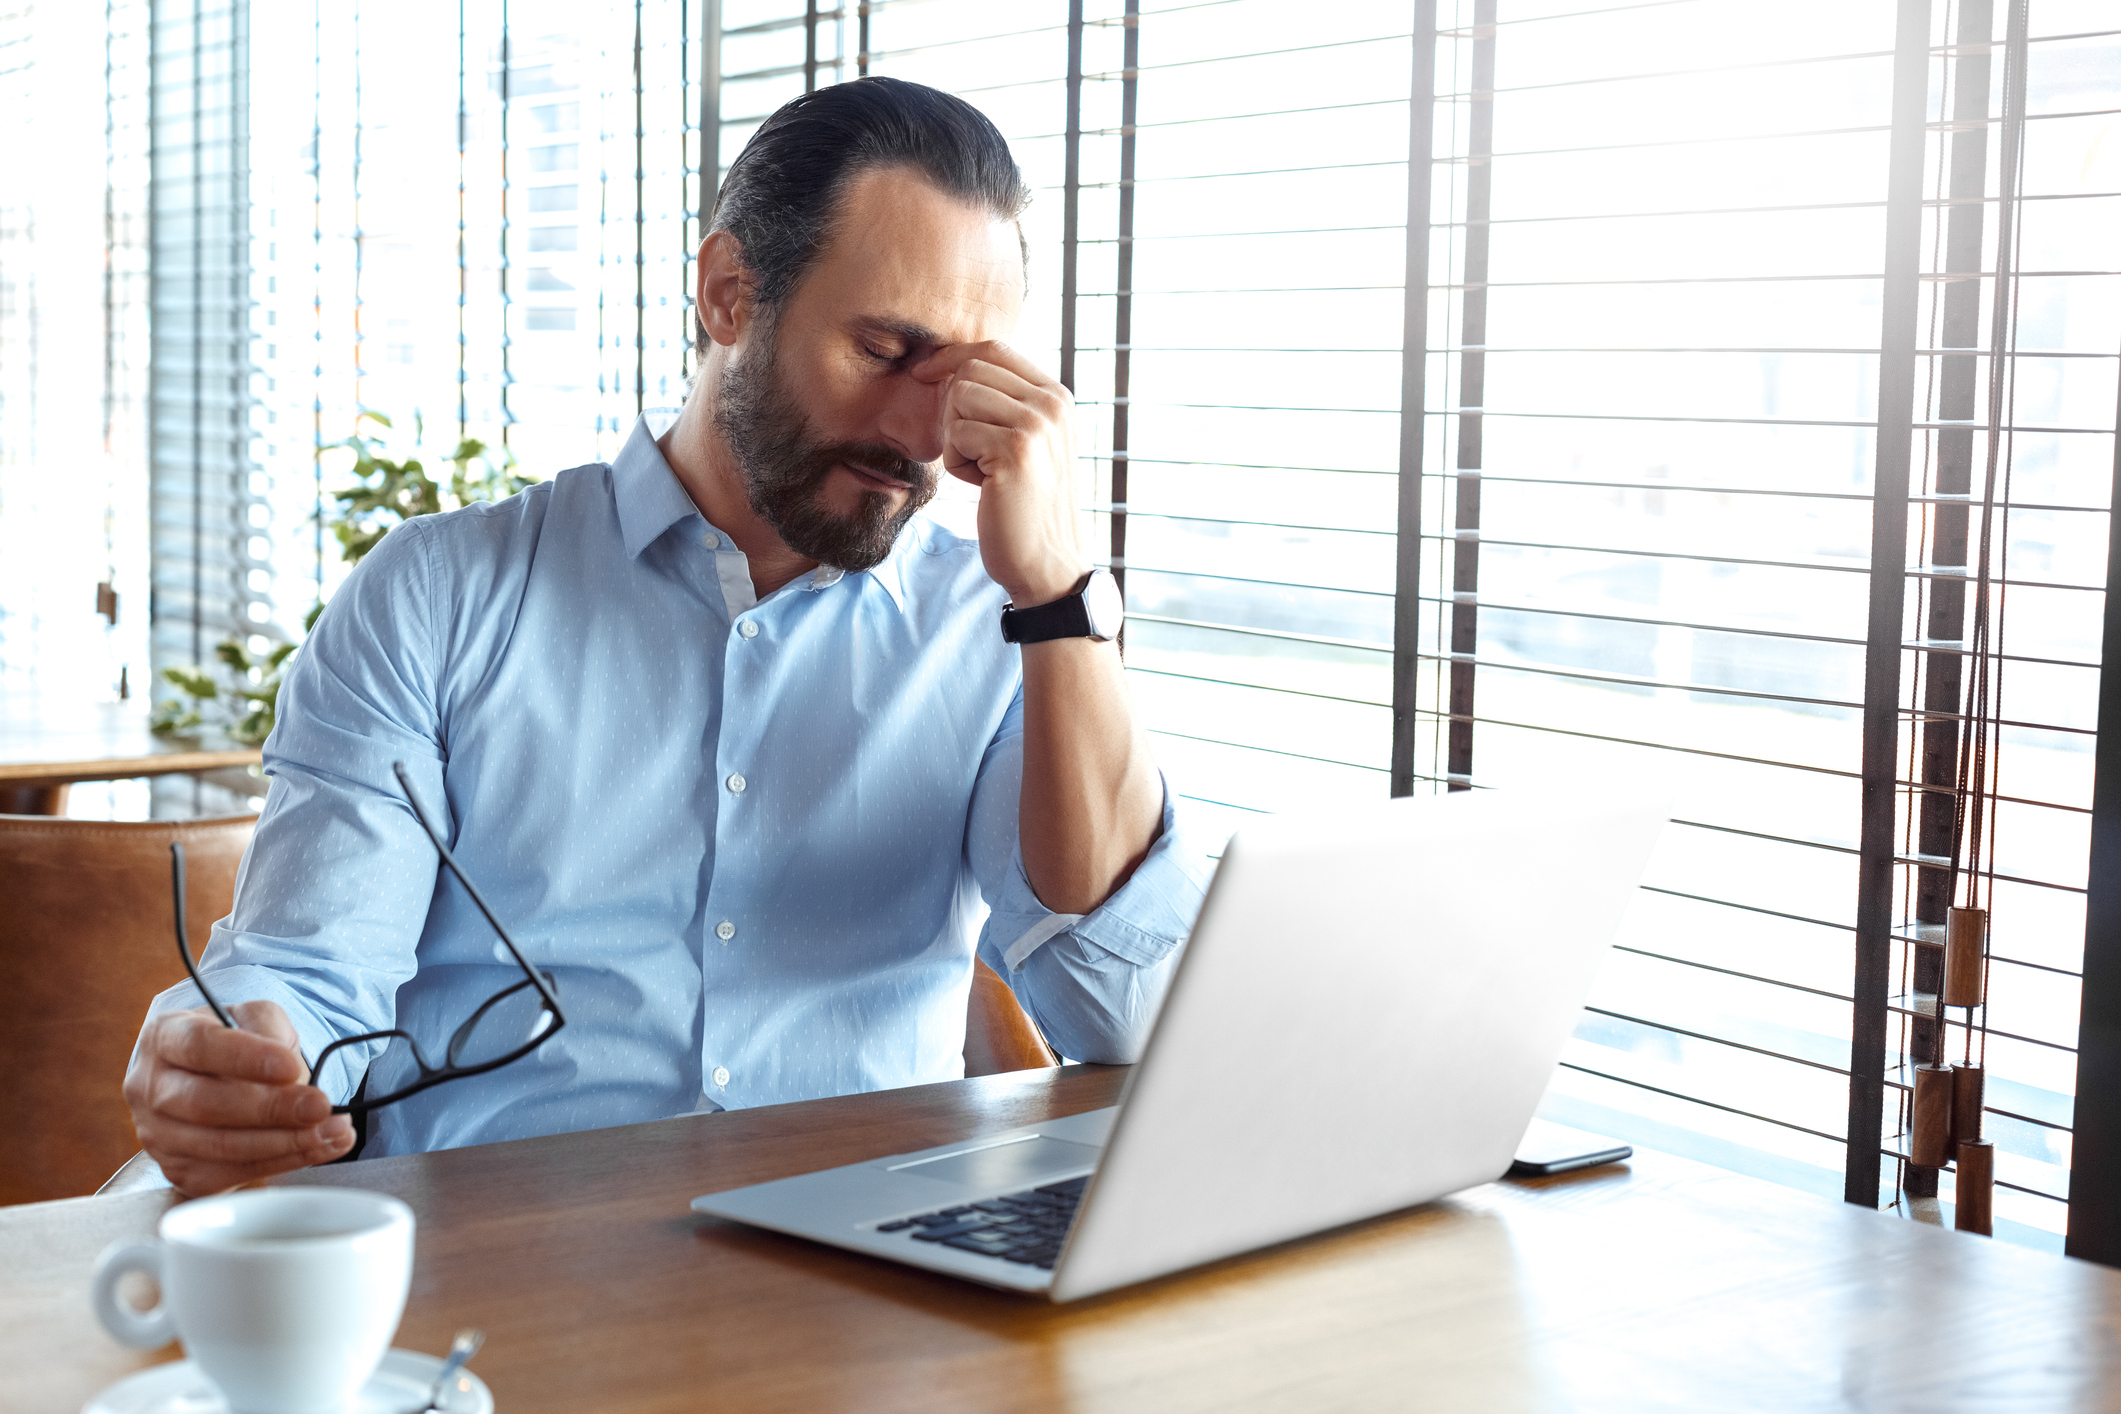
[713,320,937,573]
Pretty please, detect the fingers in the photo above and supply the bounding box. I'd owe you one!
[140,1108,352,1166]
[944,415,1039,480]
[148,1065,334,1131]
[126,1002,350,1197]
[152,1007,307,1086]
[944,360,1072,437]
[912,340,1063,394]
[948,374,1053,432]
[947,355,1049,405]
[230,998,303,1052]
[908,339,1001,384]
[141,1111,355,1197]
[941,371,1069,486]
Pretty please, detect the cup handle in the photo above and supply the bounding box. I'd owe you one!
[91,1240,175,1349]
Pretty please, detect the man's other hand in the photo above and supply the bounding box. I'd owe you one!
[913,341,1086,608]
[124,1000,354,1196]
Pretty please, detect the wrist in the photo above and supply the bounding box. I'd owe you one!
[1002,567,1090,608]
[999,567,1123,646]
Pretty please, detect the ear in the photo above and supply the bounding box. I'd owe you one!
[695,230,752,349]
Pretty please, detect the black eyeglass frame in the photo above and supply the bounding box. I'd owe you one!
[170,760,566,1117]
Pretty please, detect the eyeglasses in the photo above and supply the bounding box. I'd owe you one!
[170,760,566,1118]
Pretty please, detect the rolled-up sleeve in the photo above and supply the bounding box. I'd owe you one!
[132,520,449,1101]
[967,689,1214,1064]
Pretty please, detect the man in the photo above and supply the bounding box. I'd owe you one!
[125,77,1208,1197]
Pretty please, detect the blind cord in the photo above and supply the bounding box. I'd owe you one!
[1955,0,2031,1070]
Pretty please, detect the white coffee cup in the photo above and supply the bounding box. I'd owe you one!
[91,1186,415,1414]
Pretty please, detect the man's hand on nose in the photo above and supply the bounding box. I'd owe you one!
[911,342,1086,607]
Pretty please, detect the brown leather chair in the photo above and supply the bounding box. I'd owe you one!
[964,957,1057,1075]
[0,813,255,1205]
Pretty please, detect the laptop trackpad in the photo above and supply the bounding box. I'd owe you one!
[891,1135,1100,1190]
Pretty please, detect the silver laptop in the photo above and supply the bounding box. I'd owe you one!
[691,789,1666,1302]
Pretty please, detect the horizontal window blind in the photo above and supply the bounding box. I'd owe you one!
[1423,0,1906,1216]
[147,0,262,814]
[1417,0,2118,1250]
[149,0,253,664]
[744,1,1419,844]
[1079,0,1413,845]
[239,0,716,643]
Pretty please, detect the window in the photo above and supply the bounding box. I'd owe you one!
[509,64,567,97]
[530,101,579,133]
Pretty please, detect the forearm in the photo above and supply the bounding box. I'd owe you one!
[1017,636,1163,914]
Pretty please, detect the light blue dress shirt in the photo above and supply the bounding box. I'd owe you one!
[140,413,1211,1157]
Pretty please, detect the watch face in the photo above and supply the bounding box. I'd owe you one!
[1084,569,1125,640]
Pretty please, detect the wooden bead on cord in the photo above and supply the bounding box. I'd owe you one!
[1944,906,1987,1008]
[1910,1064,1954,1168]
[1951,1063,1985,1147]
[1954,1139,1994,1236]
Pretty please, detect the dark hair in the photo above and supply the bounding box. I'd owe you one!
[701,77,1030,349]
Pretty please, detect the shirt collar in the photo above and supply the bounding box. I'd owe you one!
[609,410,914,614]
[612,410,698,560]
[773,545,908,613]
[860,543,911,613]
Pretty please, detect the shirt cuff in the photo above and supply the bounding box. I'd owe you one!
[1002,912,1083,970]
[988,776,1211,971]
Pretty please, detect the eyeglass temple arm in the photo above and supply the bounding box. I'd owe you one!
[170,841,236,1030]
[390,761,564,1020]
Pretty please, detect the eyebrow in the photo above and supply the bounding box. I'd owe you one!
[851,316,944,352]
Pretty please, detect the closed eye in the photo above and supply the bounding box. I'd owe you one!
[859,342,905,365]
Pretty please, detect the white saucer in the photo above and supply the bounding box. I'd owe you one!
[82,1347,494,1414]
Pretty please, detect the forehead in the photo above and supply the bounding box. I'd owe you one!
[790,166,1023,344]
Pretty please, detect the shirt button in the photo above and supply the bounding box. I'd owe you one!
[726,772,746,794]
[716,920,736,942]
[712,1066,730,1088]
[737,619,759,639]
[701,531,718,548]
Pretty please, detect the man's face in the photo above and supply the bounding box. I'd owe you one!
[714,167,1025,571]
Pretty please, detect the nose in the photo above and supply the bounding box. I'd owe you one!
[875,372,948,466]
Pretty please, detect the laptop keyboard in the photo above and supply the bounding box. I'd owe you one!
[873,1174,1087,1270]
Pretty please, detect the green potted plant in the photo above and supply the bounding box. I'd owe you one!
[152,411,535,744]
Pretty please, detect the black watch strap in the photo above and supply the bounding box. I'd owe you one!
[999,578,1095,644]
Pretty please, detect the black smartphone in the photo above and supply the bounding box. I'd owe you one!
[1507,1119,1633,1178]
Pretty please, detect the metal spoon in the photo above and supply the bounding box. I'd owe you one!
[417,1328,486,1413]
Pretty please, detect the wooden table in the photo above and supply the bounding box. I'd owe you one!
[7,1065,2121,1413]
[0,697,260,814]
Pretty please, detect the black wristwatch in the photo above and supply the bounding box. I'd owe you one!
[999,568,1125,644]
